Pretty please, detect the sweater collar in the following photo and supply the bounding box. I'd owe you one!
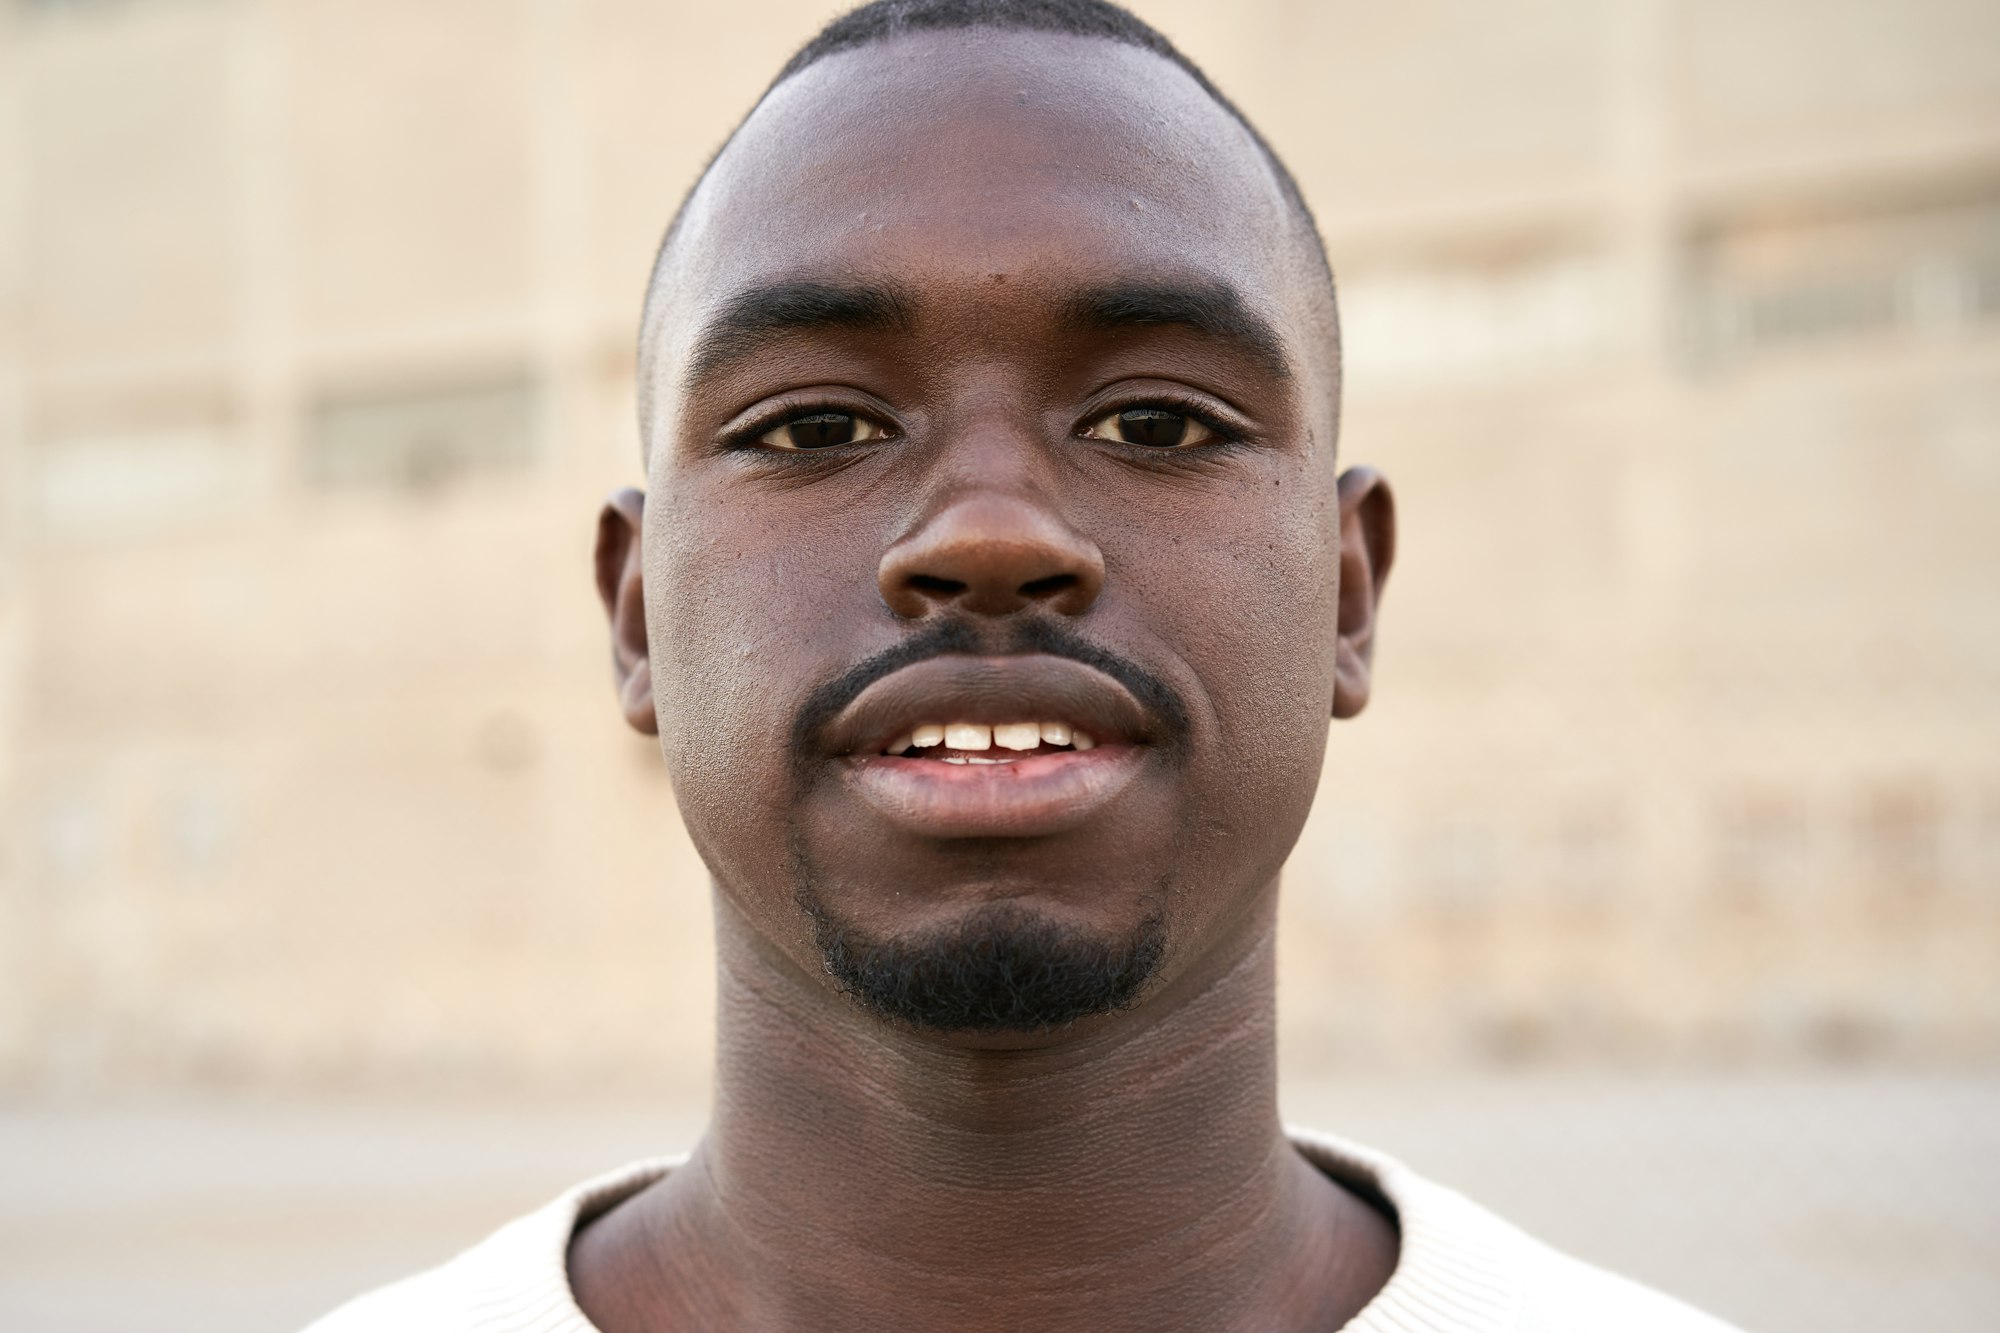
[465,1128,1524,1332]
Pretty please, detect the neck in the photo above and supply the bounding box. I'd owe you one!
[572,887,1395,1332]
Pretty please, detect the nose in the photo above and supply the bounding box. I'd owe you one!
[879,493,1105,619]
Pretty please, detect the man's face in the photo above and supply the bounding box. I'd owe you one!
[618,31,1383,1037]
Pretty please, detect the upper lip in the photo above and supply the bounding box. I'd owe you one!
[823,654,1158,757]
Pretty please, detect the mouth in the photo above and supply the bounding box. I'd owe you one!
[823,654,1160,839]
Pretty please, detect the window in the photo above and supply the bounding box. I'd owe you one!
[1336,243,1612,390]
[32,423,241,542]
[304,373,539,495]
[1688,186,2000,366]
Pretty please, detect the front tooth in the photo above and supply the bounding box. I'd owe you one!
[1072,730,1097,751]
[1039,721,1072,746]
[943,755,970,765]
[910,724,945,748]
[887,732,914,756]
[944,723,991,750]
[993,722,1040,751]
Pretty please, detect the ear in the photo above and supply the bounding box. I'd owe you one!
[594,487,658,736]
[1332,466,1396,720]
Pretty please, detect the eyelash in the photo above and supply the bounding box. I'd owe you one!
[720,394,1242,454]
[1087,392,1241,450]
[719,401,892,453]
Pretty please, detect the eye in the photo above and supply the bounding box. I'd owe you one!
[1081,406,1221,450]
[757,410,891,451]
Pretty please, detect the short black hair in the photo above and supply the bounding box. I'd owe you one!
[650,0,1331,285]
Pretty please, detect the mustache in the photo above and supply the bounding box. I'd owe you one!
[789,617,1192,758]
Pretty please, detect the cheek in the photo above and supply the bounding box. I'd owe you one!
[1106,475,1339,875]
[640,486,879,887]
[1111,464,1339,708]
[1215,488,1342,739]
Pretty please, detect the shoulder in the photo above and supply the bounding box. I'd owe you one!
[300,1158,679,1333]
[1289,1128,1744,1333]
[302,1259,476,1333]
[1507,1229,1745,1332]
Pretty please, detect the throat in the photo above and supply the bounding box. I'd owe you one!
[567,903,1397,1332]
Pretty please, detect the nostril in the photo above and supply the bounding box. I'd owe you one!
[1020,573,1078,600]
[907,574,967,599]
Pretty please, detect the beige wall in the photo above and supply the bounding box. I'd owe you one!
[1,0,1997,1089]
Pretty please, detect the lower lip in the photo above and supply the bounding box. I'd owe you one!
[843,746,1147,838]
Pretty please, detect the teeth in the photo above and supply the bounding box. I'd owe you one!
[993,722,1040,751]
[895,720,1100,758]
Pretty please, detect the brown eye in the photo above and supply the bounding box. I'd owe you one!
[759,411,889,450]
[1083,407,1218,449]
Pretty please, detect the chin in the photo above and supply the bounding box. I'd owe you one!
[796,885,1169,1036]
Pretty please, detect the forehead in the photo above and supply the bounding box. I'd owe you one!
[646,30,1320,394]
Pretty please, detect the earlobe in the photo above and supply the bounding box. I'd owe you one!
[594,487,658,736]
[1331,467,1396,721]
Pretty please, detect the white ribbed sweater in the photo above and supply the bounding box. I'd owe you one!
[305,1128,1742,1332]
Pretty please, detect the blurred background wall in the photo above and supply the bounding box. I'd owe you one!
[0,1,1996,1328]
[4,0,1995,1091]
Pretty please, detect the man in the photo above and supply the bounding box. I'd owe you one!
[312,1,1739,1328]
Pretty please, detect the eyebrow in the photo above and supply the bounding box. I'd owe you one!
[1061,279,1292,380]
[686,279,916,384]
